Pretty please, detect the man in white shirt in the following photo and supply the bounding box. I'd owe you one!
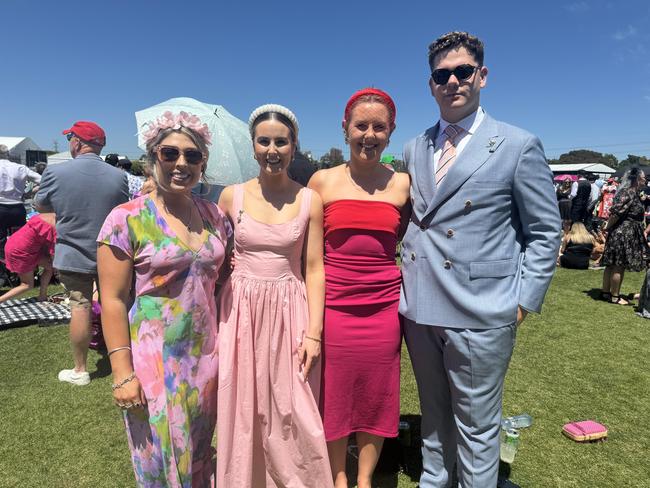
[0,144,41,255]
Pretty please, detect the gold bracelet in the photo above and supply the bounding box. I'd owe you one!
[305,335,321,343]
[108,346,131,357]
[111,372,136,390]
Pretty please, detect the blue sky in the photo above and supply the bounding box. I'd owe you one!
[2,0,649,162]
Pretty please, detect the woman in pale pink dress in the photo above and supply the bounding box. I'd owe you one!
[216,104,332,487]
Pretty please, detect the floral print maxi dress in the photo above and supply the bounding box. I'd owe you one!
[602,187,646,272]
[98,195,231,488]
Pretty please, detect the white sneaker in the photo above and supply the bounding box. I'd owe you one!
[58,369,90,386]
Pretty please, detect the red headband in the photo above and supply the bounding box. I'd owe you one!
[343,88,396,126]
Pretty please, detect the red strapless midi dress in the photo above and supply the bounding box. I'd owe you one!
[320,199,402,441]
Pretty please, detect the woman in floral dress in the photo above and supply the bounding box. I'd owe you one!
[601,167,646,305]
[598,178,618,220]
[97,111,231,487]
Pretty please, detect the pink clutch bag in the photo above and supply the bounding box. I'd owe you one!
[562,420,608,442]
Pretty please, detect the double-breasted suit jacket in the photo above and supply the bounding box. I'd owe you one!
[399,113,561,328]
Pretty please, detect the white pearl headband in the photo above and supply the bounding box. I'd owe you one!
[248,104,299,139]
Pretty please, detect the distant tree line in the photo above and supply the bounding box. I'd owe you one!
[312,148,650,174]
[548,150,650,170]
[314,147,407,172]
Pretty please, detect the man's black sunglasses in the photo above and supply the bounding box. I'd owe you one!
[431,64,480,85]
[65,133,75,141]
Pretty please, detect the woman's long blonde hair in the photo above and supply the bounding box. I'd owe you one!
[566,222,594,245]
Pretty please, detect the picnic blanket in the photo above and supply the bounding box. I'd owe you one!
[0,297,71,327]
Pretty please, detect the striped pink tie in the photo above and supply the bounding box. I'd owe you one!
[436,124,463,185]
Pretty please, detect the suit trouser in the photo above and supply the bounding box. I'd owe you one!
[403,318,517,488]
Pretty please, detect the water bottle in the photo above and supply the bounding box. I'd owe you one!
[499,428,520,464]
[398,420,411,447]
[501,413,532,430]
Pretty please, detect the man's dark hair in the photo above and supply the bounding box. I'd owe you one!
[105,153,119,166]
[586,173,597,182]
[428,31,484,72]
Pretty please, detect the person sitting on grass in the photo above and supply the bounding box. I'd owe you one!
[0,213,56,303]
[557,222,594,270]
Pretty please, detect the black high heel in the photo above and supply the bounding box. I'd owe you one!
[609,295,629,305]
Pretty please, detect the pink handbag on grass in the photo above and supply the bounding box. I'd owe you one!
[562,420,608,442]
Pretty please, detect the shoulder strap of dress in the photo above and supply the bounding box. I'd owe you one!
[232,184,244,219]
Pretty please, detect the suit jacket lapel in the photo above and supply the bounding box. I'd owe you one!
[412,124,439,215]
[424,115,504,217]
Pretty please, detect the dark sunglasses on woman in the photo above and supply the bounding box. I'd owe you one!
[156,146,205,165]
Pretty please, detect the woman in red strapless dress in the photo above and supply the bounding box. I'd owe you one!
[309,88,411,488]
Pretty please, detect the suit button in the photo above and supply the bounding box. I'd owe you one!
[443,259,452,269]
[465,199,472,208]
[420,224,426,231]
[447,229,454,238]
[410,252,416,261]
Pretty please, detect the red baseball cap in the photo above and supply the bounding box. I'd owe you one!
[62,121,106,147]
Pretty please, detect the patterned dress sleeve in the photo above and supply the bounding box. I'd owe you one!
[609,188,635,218]
[97,205,134,258]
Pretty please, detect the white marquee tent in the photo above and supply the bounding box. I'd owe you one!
[0,136,43,165]
[548,163,616,178]
[46,151,72,165]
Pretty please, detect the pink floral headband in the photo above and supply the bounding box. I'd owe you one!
[141,110,212,146]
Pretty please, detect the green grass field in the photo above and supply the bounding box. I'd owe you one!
[1,268,648,487]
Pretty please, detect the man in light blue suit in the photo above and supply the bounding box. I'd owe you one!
[400,32,561,487]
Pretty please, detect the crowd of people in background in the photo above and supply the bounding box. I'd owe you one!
[554,167,650,318]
